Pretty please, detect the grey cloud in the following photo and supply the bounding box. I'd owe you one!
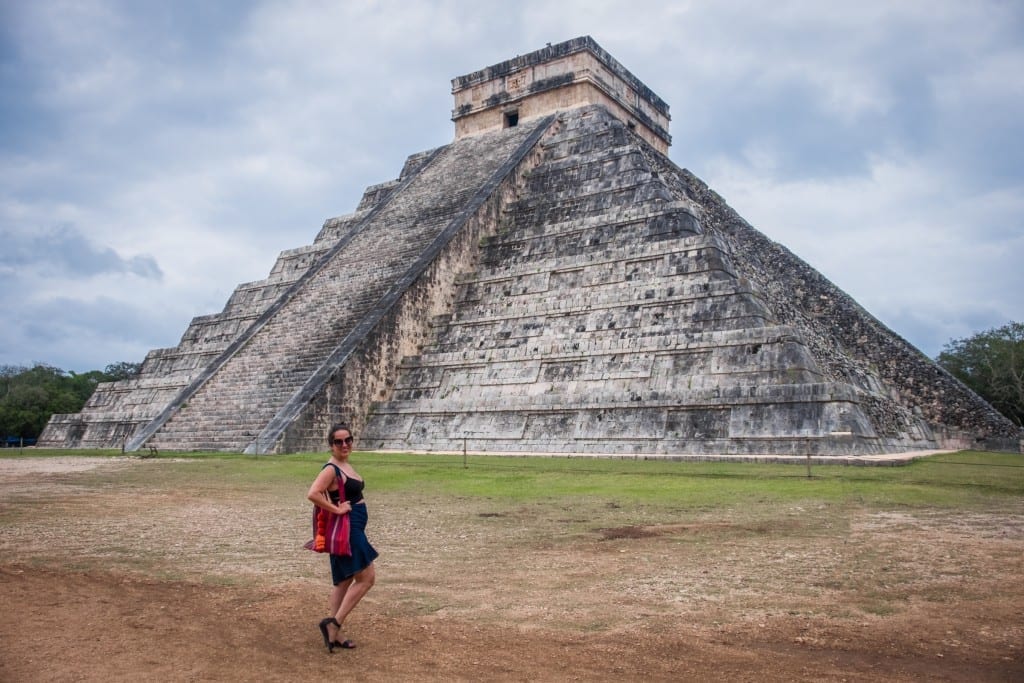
[883,301,1018,359]
[25,294,166,342]
[3,293,181,370]
[4,225,163,280]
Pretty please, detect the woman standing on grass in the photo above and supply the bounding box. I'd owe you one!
[306,423,378,652]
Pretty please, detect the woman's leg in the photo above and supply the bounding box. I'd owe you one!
[327,577,353,642]
[332,563,376,627]
[330,578,352,615]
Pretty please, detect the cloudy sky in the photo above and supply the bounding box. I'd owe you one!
[2,0,1022,373]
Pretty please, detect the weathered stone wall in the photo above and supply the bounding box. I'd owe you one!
[361,106,929,456]
[454,81,669,154]
[639,153,1020,450]
[453,36,671,154]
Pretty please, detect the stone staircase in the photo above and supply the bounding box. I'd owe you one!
[132,119,547,452]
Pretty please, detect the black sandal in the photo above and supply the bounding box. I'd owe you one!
[318,617,340,652]
[334,638,356,649]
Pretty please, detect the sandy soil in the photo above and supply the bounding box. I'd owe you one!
[1,456,1022,682]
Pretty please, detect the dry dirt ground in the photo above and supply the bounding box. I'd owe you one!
[1,456,1022,682]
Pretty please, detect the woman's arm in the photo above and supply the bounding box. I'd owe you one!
[306,467,352,515]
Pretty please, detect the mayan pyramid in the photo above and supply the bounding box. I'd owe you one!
[40,37,1021,456]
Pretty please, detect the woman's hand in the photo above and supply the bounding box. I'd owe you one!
[337,501,353,515]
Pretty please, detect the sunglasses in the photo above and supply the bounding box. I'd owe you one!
[332,436,354,446]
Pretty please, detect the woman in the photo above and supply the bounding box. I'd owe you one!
[307,423,378,652]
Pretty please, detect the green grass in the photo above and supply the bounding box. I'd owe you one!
[360,450,1024,509]
[9,448,1020,510]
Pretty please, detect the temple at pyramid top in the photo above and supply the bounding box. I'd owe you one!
[451,36,672,154]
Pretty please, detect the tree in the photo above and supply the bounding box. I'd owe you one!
[937,322,1024,427]
[0,361,142,441]
[0,384,50,437]
[104,361,142,381]
[0,365,69,440]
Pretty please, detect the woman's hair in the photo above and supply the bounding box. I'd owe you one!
[327,422,353,445]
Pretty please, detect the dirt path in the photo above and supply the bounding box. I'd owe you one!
[1,457,1022,681]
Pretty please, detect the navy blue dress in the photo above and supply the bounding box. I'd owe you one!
[324,464,379,585]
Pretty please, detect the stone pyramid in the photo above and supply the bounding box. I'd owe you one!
[40,37,1021,456]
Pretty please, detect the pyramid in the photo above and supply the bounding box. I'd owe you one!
[40,37,1021,456]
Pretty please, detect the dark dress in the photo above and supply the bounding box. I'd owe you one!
[324,463,379,585]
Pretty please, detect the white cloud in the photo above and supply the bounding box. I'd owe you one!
[703,150,1024,355]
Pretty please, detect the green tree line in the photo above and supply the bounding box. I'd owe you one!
[0,362,140,442]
